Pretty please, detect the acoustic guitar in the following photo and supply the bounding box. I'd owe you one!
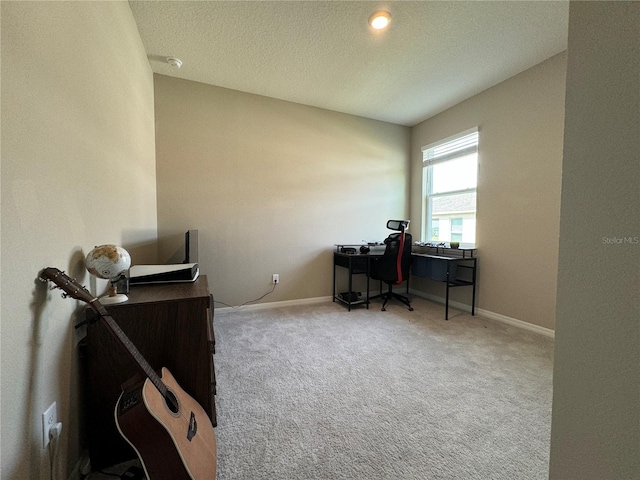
[40,267,217,480]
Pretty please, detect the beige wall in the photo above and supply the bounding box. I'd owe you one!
[410,53,567,330]
[550,2,639,478]
[153,75,411,307]
[1,2,157,479]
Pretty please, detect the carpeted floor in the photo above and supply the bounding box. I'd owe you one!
[212,297,554,480]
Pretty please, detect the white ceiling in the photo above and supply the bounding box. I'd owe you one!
[129,1,569,127]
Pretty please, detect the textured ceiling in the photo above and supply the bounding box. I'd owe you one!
[129,1,569,127]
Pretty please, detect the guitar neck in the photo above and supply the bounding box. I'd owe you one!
[94,302,167,396]
[38,268,169,398]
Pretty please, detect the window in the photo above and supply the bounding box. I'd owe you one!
[450,218,463,242]
[431,218,440,241]
[422,128,478,244]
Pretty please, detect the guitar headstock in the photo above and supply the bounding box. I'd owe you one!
[39,267,97,309]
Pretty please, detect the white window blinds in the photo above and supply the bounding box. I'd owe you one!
[422,128,479,166]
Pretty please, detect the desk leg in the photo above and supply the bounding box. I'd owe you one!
[347,259,353,312]
[332,260,336,303]
[366,258,370,309]
[471,285,476,316]
[445,267,450,320]
[471,259,477,316]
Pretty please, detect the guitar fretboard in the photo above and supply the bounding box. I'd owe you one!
[93,301,168,398]
[39,268,172,404]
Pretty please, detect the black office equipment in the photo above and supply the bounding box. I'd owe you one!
[369,220,413,311]
[184,229,199,264]
[339,291,362,302]
[129,263,199,284]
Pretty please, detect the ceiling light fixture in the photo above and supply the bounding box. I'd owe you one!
[166,57,183,68]
[369,10,391,30]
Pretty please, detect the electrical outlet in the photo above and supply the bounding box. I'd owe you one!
[42,401,57,448]
[272,274,279,284]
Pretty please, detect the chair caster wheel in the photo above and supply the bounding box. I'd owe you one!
[381,307,386,311]
[409,307,414,311]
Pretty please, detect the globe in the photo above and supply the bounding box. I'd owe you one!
[86,245,131,304]
[85,245,131,279]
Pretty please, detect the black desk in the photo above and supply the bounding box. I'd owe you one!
[332,252,371,310]
[332,245,477,319]
[332,247,409,312]
[411,253,477,320]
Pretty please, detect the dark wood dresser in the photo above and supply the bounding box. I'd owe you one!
[83,275,216,469]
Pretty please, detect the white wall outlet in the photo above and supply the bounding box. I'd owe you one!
[42,401,57,448]
[272,274,279,284]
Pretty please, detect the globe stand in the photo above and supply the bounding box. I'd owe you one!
[99,282,128,304]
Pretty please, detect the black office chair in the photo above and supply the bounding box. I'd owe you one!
[369,220,414,311]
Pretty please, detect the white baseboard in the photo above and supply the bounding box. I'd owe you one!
[475,308,555,338]
[214,295,332,313]
[409,289,555,338]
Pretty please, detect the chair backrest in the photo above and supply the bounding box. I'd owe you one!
[378,231,413,285]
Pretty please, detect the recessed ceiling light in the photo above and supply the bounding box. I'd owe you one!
[166,57,183,68]
[369,10,391,30]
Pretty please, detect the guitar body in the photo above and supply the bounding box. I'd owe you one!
[115,367,216,480]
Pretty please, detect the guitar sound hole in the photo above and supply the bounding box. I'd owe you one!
[164,389,180,416]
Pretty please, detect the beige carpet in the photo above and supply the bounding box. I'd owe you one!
[212,297,554,479]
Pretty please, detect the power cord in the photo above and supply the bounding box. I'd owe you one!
[48,422,62,480]
[214,281,277,309]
